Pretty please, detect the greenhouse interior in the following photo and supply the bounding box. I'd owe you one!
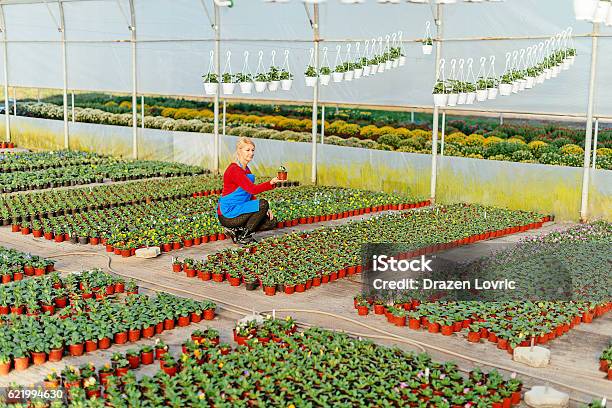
[0,0,610,406]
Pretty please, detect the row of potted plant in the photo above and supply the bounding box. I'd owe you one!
[433,46,576,107]
[172,204,545,296]
[59,317,525,407]
[599,342,612,380]
[0,287,216,375]
[0,245,55,284]
[0,141,15,149]
[354,221,611,356]
[304,45,405,87]
[1,174,223,226]
[0,150,105,174]
[0,157,205,193]
[15,186,423,256]
[0,269,133,315]
[203,66,293,96]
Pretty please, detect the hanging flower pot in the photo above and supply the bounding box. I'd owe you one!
[305,76,317,87]
[499,83,512,96]
[466,92,476,105]
[536,74,545,84]
[476,89,488,102]
[280,79,293,90]
[511,82,520,93]
[268,80,280,91]
[457,92,468,105]
[574,0,598,20]
[399,56,406,66]
[354,68,363,79]
[362,66,371,76]
[377,63,385,73]
[422,44,433,55]
[320,74,331,85]
[526,77,535,88]
[239,81,253,94]
[385,60,393,70]
[344,70,354,81]
[447,93,458,106]
[544,68,553,79]
[392,59,399,68]
[332,72,343,83]
[255,81,268,92]
[369,63,378,74]
[204,82,218,95]
[593,0,611,22]
[222,82,235,95]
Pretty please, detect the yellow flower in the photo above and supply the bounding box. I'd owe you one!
[218,362,224,368]
[288,405,296,408]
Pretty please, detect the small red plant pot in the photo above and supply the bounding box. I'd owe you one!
[48,347,64,362]
[127,355,140,369]
[408,319,421,330]
[263,286,276,296]
[357,306,369,316]
[114,332,128,344]
[467,332,481,343]
[85,340,98,353]
[98,337,111,349]
[511,391,522,405]
[164,319,175,330]
[128,329,141,342]
[141,352,154,365]
[373,304,385,315]
[203,309,215,320]
[172,263,183,273]
[441,325,454,336]
[69,343,85,356]
[177,316,190,327]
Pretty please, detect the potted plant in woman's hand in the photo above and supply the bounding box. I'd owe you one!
[277,166,288,181]
[203,73,219,95]
[221,73,236,95]
[236,73,253,94]
[304,66,317,87]
[280,70,293,90]
[422,37,433,55]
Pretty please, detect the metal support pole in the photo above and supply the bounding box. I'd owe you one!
[321,104,325,144]
[311,4,320,184]
[440,111,446,156]
[128,0,138,159]
[591,118,598,169]
[58,2,68,149]
[37,88,40,103]
[12,86,15,115]
[71,92,75,122]
[213,2,220,173]
[500,112,503,125]
[430,3,443,204]
[141,95,144,130]
[411,111,414,123]
[222,99,226,137]
[579,23,599,222]
[0,5,10,143]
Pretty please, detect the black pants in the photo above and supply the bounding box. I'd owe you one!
[218,199,277,233]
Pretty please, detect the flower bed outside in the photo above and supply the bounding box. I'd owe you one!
[60,318,525,407]
[0,151,205,193]
[353,222,611,356]
[13,186,424,256]
[0,246,55,285]
[0,269,215,376]
[172,204,546,295]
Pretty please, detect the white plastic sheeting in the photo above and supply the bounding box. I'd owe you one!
[0,0,610,117]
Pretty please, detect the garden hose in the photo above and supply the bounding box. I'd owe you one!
[47,251,607,404]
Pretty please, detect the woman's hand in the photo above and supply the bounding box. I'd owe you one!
[270,177,281,185]
[267,210,274,220]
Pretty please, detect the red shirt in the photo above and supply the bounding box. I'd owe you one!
[217,163,274,215]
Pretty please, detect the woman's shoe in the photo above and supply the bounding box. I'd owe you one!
[224,227,242,244]
[236,229,256,245]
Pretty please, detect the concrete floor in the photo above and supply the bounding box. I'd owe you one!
[0,215,610,407]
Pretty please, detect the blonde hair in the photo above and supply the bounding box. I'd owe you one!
[234,137,255,162]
